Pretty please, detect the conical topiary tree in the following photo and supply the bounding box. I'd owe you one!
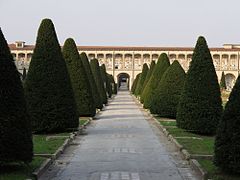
[140,61,156,103]
[106,74,113,98]
[150,61,186,117]
[131,73,141,95]
[108,74,117,95]
[90,59,108,105]
[113,83,118,94]
[22,67,27,81]
[24,19,78,133]
[176,36,222,135]
[80,52,103,109]
[220,71,226,90]
[63,38,95,117]
[143,53,170,109]
[214,75,240,173]
[0,28,33,163]
[135,63,149,96]
[100,64,107,93]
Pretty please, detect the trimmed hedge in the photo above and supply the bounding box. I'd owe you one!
[24,19,78,133]
[143,53,170,109]
[63,38,95,117]
[140,61,155,103]
[220,71,226,90]
[106,73,113,98]
[108,74,117,94]
[0,28,33,163]
[131,73,141,94]
[150,60,186,118]
[90,59,107,105]
[135,63,149,96]
[176,36,222,135]
[80,52,103,109]
[22,67,27,81]
[214,75,240,173]
[100,64,107,93]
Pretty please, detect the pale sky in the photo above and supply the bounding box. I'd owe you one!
[1,0,240,47]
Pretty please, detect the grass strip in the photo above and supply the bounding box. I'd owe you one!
[79,119,89,126]
[0,157,46,180]
[33,135,68,154]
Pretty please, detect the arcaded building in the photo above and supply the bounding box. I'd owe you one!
[9,41,239,90]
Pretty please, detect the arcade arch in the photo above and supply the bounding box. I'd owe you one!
[225,73,236,91]
[117,73,130,90]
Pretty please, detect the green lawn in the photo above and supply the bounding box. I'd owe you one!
[198,159,240,180]
[166,127,202,138]
[1,118,91,179]
[33,135,68,154]
[0,133,71,179]
[79,119,89,126]
[177,137,214,155]
[157,118,240,179]
[159,121,176,126]
[0,157,46,180]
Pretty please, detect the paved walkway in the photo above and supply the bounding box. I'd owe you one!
[40,89,200,180]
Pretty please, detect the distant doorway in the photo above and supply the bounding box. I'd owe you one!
[225,73,236,91]
[117,73,130,90]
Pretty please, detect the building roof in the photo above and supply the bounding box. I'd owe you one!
[8,43,240,52]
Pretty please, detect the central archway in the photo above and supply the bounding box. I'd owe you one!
[225,73,236,91]
[117,73,130,90]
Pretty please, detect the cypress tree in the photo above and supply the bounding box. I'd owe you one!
[150,61,186,117]
[135,63,149,96]
[176,36,222,135]
[108,74,117,95]
[143,53,170,109]
[22,67,27,81]
[63,38,95,117]
[131,73,141,94]
[106,74,113,98]
[220,71,226,90]
[80,52,103,109]
[140,61,156,103]
[90,59,108,105]
[0,28,33,163]
[113,83,118,94]
[100,64,107,93]
[24,19,78,133]
[214,75,240,173]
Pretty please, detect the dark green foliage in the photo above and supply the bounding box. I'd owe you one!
[140,61,156,103]
[24,19,78,133]
[22,67,27,81]
[100,64,107,93]
[106,74,113,98]
[108,75,117,94]
[0,28,33,163]
[143,53,170,109]
[80,52,103,109]
[220,71,226,90]
[135,63,149,96]
[113,83,118,94]
[214,75,240,173]
[150,61,186,118]
[131,73,141,95]
[63,38,95,117]
[90,59,108,104]
[176,36,222,135]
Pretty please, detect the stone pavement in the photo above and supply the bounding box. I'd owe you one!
[39,89,200,180]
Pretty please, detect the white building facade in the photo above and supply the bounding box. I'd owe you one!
[9,42,239,90]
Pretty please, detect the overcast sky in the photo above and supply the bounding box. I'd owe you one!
[1,0,239,47]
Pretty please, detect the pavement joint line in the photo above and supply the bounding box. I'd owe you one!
[132,95,206,180]
[39,91,200,180]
